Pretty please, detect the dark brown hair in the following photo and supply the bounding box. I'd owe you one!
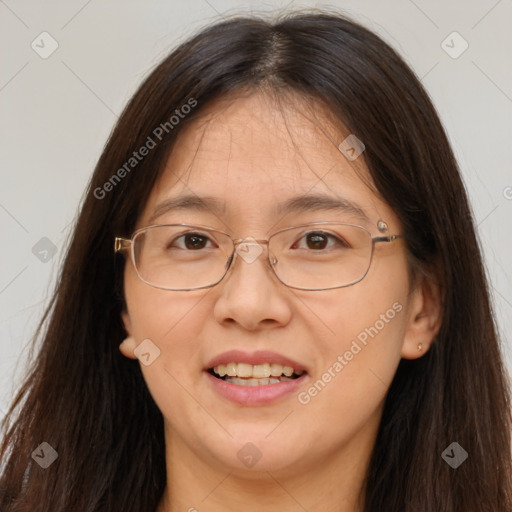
[1,10,511,511]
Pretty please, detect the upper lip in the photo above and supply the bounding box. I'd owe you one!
[205,350,308,373]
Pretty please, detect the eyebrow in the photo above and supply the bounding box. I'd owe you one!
[276,194,369,221]
[149,193,369,223]
[149,195,227,223]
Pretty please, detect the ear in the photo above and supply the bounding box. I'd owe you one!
[401,273,443,359]
[119,310,137,359]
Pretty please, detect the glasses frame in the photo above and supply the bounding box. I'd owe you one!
[114,222,403,291]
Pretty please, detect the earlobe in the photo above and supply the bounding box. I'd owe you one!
[401,274,443,360]
[119,336,138,359]
[120,310,137,359]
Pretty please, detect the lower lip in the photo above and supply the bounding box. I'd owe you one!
[205,371,308,406]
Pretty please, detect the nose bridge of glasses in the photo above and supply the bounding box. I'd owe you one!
[233,238,269,248]
[232,237,276,266]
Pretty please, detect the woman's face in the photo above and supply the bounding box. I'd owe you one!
[121,92,433,480]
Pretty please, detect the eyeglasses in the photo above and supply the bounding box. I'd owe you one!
[114,222,402,291]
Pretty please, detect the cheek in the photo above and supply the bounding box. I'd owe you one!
[306,247,408,351]
[124,266,208,375]
[294,301,405,445]
[298,253,409,415]
[124,272,212,427]
[125,261,200,335]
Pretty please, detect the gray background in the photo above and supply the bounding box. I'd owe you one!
[1,0,511,422]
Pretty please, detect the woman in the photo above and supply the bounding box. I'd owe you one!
[1,10,511,512]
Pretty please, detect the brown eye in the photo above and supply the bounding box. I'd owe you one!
[183,234,209,250]
[292,231,348,251]
[169,232,215,250]
[305,233,328,250]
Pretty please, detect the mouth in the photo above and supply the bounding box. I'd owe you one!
[208,362,306,387]
[204,350,309,405]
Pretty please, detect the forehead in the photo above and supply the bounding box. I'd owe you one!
[140,92,397,230]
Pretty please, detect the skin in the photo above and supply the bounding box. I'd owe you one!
[120,91,442,512]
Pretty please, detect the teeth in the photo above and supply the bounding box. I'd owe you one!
[253,363,271,378]
[236,363,253,378]
[226,362,237,377]
[270,363,284,377]
[283,366,293,377]
[224,376,294,386]
[212,362,304,380]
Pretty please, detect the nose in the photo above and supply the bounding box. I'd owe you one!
[212,238,292,331]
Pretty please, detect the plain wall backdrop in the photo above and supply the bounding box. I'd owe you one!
[1,0,511,421]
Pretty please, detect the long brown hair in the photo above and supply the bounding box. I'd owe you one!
[1,10,511,511]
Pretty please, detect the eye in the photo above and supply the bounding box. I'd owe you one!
[170,232,217,250]
[292,231,349,251]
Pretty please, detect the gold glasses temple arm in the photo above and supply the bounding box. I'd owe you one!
[114,237,131,253]
[373,234,403,244]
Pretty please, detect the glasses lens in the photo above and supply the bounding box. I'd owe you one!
[133,225,233,290]
[269,224,373,289]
